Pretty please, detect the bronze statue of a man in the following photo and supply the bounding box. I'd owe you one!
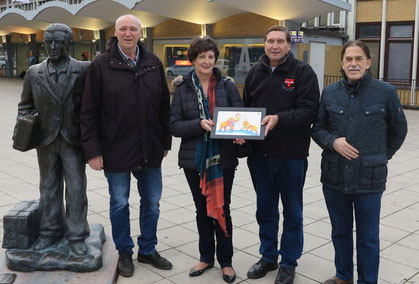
[14,23,90,255]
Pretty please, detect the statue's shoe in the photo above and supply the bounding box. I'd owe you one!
[33,236,60,251]
[69,240,88,255]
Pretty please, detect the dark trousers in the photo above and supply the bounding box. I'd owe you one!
[184,168,235,268]
[323,186,382,284]
[36,135,89,241]
[247,154,307,269]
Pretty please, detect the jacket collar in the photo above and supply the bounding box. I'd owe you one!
[106,37,151,68]
[342,70,372,91]
[37,57,80,104]
[259,52,294,73]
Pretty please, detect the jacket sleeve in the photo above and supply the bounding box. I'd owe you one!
[277,65,320,129]
[243,71,253,107]
[13,67,36,140]
[386,87,408,159]
[158,59,172,150]
[225,79,243,107]
[17,67,36,116]
[80,61,103,161]
[170,85,204,138]
[311,91,338,151]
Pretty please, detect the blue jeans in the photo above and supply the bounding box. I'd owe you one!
[104,168,163,255]
[323,186,382,284]
[247,154,307,269]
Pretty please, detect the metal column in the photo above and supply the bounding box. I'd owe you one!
[379,0,387,80]
[410,0,419,106]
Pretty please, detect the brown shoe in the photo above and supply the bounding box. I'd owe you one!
[323,276,354,284]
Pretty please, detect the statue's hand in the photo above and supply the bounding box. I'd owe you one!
[88,156,103,171]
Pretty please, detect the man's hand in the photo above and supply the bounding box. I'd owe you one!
[332,137,359,160]
[200,119,214,132]
[164,150,169,157]
[88,156,103,171]
[262,115,279,137]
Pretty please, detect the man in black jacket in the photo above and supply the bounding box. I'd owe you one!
[80,14,172,277]
[312,41,407,284]
[14,23,90,255]
[243,26,320,284]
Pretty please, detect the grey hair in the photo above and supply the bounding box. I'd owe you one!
[115,14,142,29]
[45,23,73,42]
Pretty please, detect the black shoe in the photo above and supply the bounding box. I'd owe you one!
[222,268,236,283]
[275,266,295,284]
[69,240,88,255]
[137,251,173,270]
[323,276,354,284]
[189,263,214,277]
[118,252,134,277]
[247,259,278,279]
[33,236,60,251]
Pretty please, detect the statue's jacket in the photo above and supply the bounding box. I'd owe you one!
[16,57,90,148]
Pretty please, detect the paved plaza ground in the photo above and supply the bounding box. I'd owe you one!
[0,77,418,283]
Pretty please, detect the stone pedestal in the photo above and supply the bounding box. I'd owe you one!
[0,224,118,284]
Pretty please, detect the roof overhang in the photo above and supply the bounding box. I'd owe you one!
[0,0,350,35]
[213,0,351,23]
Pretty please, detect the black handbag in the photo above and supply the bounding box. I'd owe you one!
[236,142,252,158]
[12,111,40,152]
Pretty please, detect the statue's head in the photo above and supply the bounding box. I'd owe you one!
[44,23,73,63]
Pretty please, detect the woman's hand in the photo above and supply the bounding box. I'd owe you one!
[200,119,214,132]
[233,139,246,145]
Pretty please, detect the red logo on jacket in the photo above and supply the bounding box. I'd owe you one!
[283,78,295,92]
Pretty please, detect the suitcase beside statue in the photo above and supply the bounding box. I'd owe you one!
[2,200,40,250]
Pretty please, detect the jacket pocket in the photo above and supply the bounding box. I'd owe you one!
[363,104,386,127]
[358,154,388,187]
[326,103,345,130]
[363,104,385,116]
[321,153,340,185]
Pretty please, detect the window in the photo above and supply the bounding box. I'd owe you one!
[387,42,412,80]
[165,46,188,67]
[307,18,315,28]
[359,25,380,38]
[333,12,341,25]
[385,22,414,80]
[356,23,381,78]
[389,25,413,37]
[320,14,328,26]
[364,42,379,77]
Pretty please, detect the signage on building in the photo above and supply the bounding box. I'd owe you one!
[290,31,305,43]
[12,0,30,3]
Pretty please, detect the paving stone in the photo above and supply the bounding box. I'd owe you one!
[381,244,419,269]
[159,207,195,225]
[378,257,419,284]
[118,266,163,284]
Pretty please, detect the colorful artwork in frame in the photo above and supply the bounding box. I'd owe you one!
[210,107,266,140]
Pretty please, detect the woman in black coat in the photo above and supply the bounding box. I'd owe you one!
[170,36,242,283]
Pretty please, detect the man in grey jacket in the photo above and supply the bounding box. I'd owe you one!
[312,40,407,284]
[14,23,90,255]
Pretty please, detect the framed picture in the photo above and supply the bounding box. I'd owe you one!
[210,107,266,140]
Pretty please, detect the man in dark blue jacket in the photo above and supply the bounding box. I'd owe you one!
[312,40,407,284]
[244,25,320,284]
